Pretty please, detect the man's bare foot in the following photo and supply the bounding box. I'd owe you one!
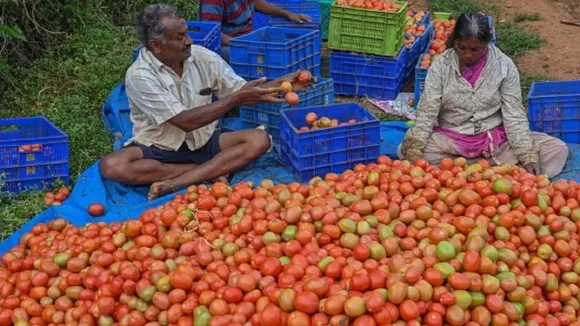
[148,181,176,201]
[149,175,230,201]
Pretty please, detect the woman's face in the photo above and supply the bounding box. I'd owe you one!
[454,37,488,67]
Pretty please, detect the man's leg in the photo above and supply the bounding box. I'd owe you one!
[99,146,198,185]
[148,128,270,200]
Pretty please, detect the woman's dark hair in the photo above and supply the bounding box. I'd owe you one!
[446,13,493,49]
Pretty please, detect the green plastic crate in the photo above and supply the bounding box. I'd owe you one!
[328,1,408,56]
[433,12,452,21]
[319,0,334,40]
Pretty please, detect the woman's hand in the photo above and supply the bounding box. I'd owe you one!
[400,136,426,162]
[523,161,542,175]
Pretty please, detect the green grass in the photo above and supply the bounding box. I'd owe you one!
[426,0,497,17]
[514,13,543,22]
[0,26,137,239]
[495,22,545,57]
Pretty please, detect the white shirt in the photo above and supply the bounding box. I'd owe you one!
[125,45,246,151]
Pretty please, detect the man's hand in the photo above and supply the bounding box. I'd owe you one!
[286,13,312,24]
[269,70,317,92]
[523,161,542,175]
[233,78,284,105]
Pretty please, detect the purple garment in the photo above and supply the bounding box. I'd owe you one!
[461,50,489,87]
[434,50,508,158]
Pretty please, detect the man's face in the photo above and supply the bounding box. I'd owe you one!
[149,16,193,65]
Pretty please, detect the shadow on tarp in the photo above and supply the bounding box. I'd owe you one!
[0,151,295,256]
[2,143,580,257]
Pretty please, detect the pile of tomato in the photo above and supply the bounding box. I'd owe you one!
[2,155,580,326]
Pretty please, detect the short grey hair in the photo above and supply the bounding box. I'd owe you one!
[137,4,184,49]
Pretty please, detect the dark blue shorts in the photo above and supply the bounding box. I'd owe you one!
[128,130,222,165]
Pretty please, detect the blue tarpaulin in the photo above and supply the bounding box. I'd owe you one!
[0,150,296,256]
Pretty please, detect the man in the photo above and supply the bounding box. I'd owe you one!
[99,4,307,200]
[200,0,312,62]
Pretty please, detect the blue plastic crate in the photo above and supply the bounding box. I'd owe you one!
[334,78,403,100]
[0,117,70,195]
[528,80,580,144]
[253,12,271,30]
[404,23,433,82]
[279,103,380,182]
[402,67,414,89]
[380,121,409,159]
[330,48,406,99]
[253,0,320,30]
[132,21,221,62]
[269,2,321,29]
[269,19,321,30]
[413,77,424,107]
[229,27,321,80]
[218,117,259,133]
[415,53,430,81]
[240,78,334,142]
[413,54,430,104]
[243,121,282,145]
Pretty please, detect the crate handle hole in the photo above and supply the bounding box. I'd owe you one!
[0,125,19,133]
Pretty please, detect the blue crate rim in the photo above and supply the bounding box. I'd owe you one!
[280,103,380,135]
[0,116,69,143]
[230,26,320,46]
[329,45,407,63]
[528,80,580,99]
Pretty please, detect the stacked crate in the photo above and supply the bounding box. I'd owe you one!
[229,26,329,146]
[327,1,410,99]
[402,21,433,87]
[252,0,322,32]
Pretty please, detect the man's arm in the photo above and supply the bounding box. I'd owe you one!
[254,0,290,17]
[221,33,232,46]
[126,71,280,133]
[169,96,238,132]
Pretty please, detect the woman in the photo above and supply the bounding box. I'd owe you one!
[399,13,568,178]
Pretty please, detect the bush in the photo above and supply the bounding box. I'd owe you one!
[0,0,200,67]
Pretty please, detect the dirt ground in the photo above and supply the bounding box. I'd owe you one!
[409,0,580,80]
